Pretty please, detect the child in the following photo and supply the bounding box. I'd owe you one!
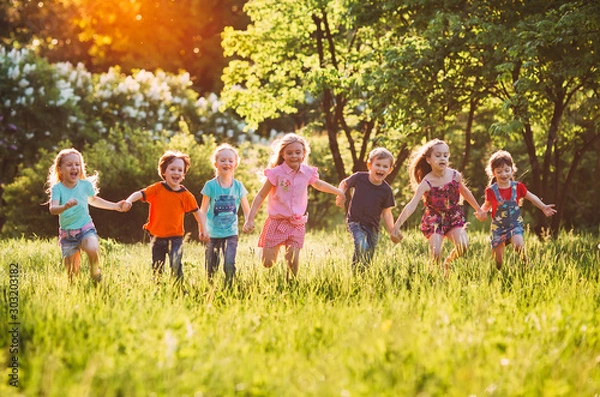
[199,143,250,287]
[123,150,203,283]
[392,139,486,275]
[242,133,345,280]
[481,150,556,269]
[337,147,399,272]
[47,148,127,283]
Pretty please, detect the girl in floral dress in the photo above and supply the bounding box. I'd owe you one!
[392,139,486,275]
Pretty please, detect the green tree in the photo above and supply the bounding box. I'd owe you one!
[222,0,600,232]
[221,0,416,183]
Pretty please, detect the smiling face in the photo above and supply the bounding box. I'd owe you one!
[58,153,83,188]
[163,158,186,189]
[492,163,515,187]
[281,142,305,171]
[214,149,238,176]
[367,156,393,185]
[426,143,450,171]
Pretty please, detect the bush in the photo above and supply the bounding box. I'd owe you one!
[0,126,285,241]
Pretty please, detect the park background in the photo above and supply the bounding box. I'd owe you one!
[1,0,599,240]
[1,1,600,396]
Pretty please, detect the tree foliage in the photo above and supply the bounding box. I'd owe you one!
[222,0,600,232]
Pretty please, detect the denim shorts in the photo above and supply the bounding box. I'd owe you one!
[58,222,97,258]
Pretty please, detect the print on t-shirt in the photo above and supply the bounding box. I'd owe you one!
[213,194,236,228]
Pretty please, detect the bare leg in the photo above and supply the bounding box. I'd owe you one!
[261,246,280,268]
[443,227,469,276]
[284,246,301,281]
[80,234,101,280]
[428,233,444,264]
[511,234,527,267]
[64,251,81,282]
[492,243,505,270]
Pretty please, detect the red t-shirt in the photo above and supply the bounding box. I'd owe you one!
[141,182,199,238]
[485,182,528,217]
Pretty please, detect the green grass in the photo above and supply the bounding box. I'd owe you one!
[1,228,599,396]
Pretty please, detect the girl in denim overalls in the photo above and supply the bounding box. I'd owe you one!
[47,148,128,283]
[481,150,556,269]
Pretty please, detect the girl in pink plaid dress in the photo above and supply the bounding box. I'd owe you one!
[243,133,345,280]
[392,139,486,276]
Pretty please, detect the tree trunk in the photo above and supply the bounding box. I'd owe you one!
[459,98,476,172]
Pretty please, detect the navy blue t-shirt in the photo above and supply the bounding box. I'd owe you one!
[345,172,395,231]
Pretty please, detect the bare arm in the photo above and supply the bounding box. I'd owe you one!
[121,190,143,212]
[381,207,395,234]
[312,179,344,196]
[525,191,556,217]
[243,180,273,233]
[49,198,77,215]
[240,195,251,222]
[393,181,428,230]
[198,196,210,241]
[481,200,492,214]
[336,179,349,208]
[125,191,143,205]
[88,196,123,211]
[456,172,486,220]
[191,208,206,241]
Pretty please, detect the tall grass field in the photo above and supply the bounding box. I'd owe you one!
[1,228,599,396]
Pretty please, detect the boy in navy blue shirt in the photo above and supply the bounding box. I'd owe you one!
[337,148,400,272]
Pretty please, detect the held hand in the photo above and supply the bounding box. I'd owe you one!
[199,231,210,242]
[117,200,132,212]
[390,232,403,244]
[243,220,255,233]
[390,228,403,244]
[335,194,345,208]
[475,208,488,221]
[542,204,557,217]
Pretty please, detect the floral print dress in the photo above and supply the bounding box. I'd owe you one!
[420,170,466,238]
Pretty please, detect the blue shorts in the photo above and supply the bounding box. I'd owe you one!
[58,222,97,258]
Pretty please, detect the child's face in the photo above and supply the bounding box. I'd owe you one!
[163,158,186,187]
[59,153,82,186]
[426,143,450,170]
[281,142,305,170]
[492,163,514,185]
[215,149,238,175]
[367,157,393,184]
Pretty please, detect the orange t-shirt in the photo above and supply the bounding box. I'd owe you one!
[141,182,199,238]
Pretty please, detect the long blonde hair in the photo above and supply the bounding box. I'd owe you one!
[267,133,310,169]
[407,139,448,190]
[45,148,98,198]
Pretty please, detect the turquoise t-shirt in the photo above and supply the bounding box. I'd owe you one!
[201,178,248,238]
[51,179,96,229]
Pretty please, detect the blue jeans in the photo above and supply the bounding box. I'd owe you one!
[151,236,184,280]
[205,235,239,287]
[348,222,379,271]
